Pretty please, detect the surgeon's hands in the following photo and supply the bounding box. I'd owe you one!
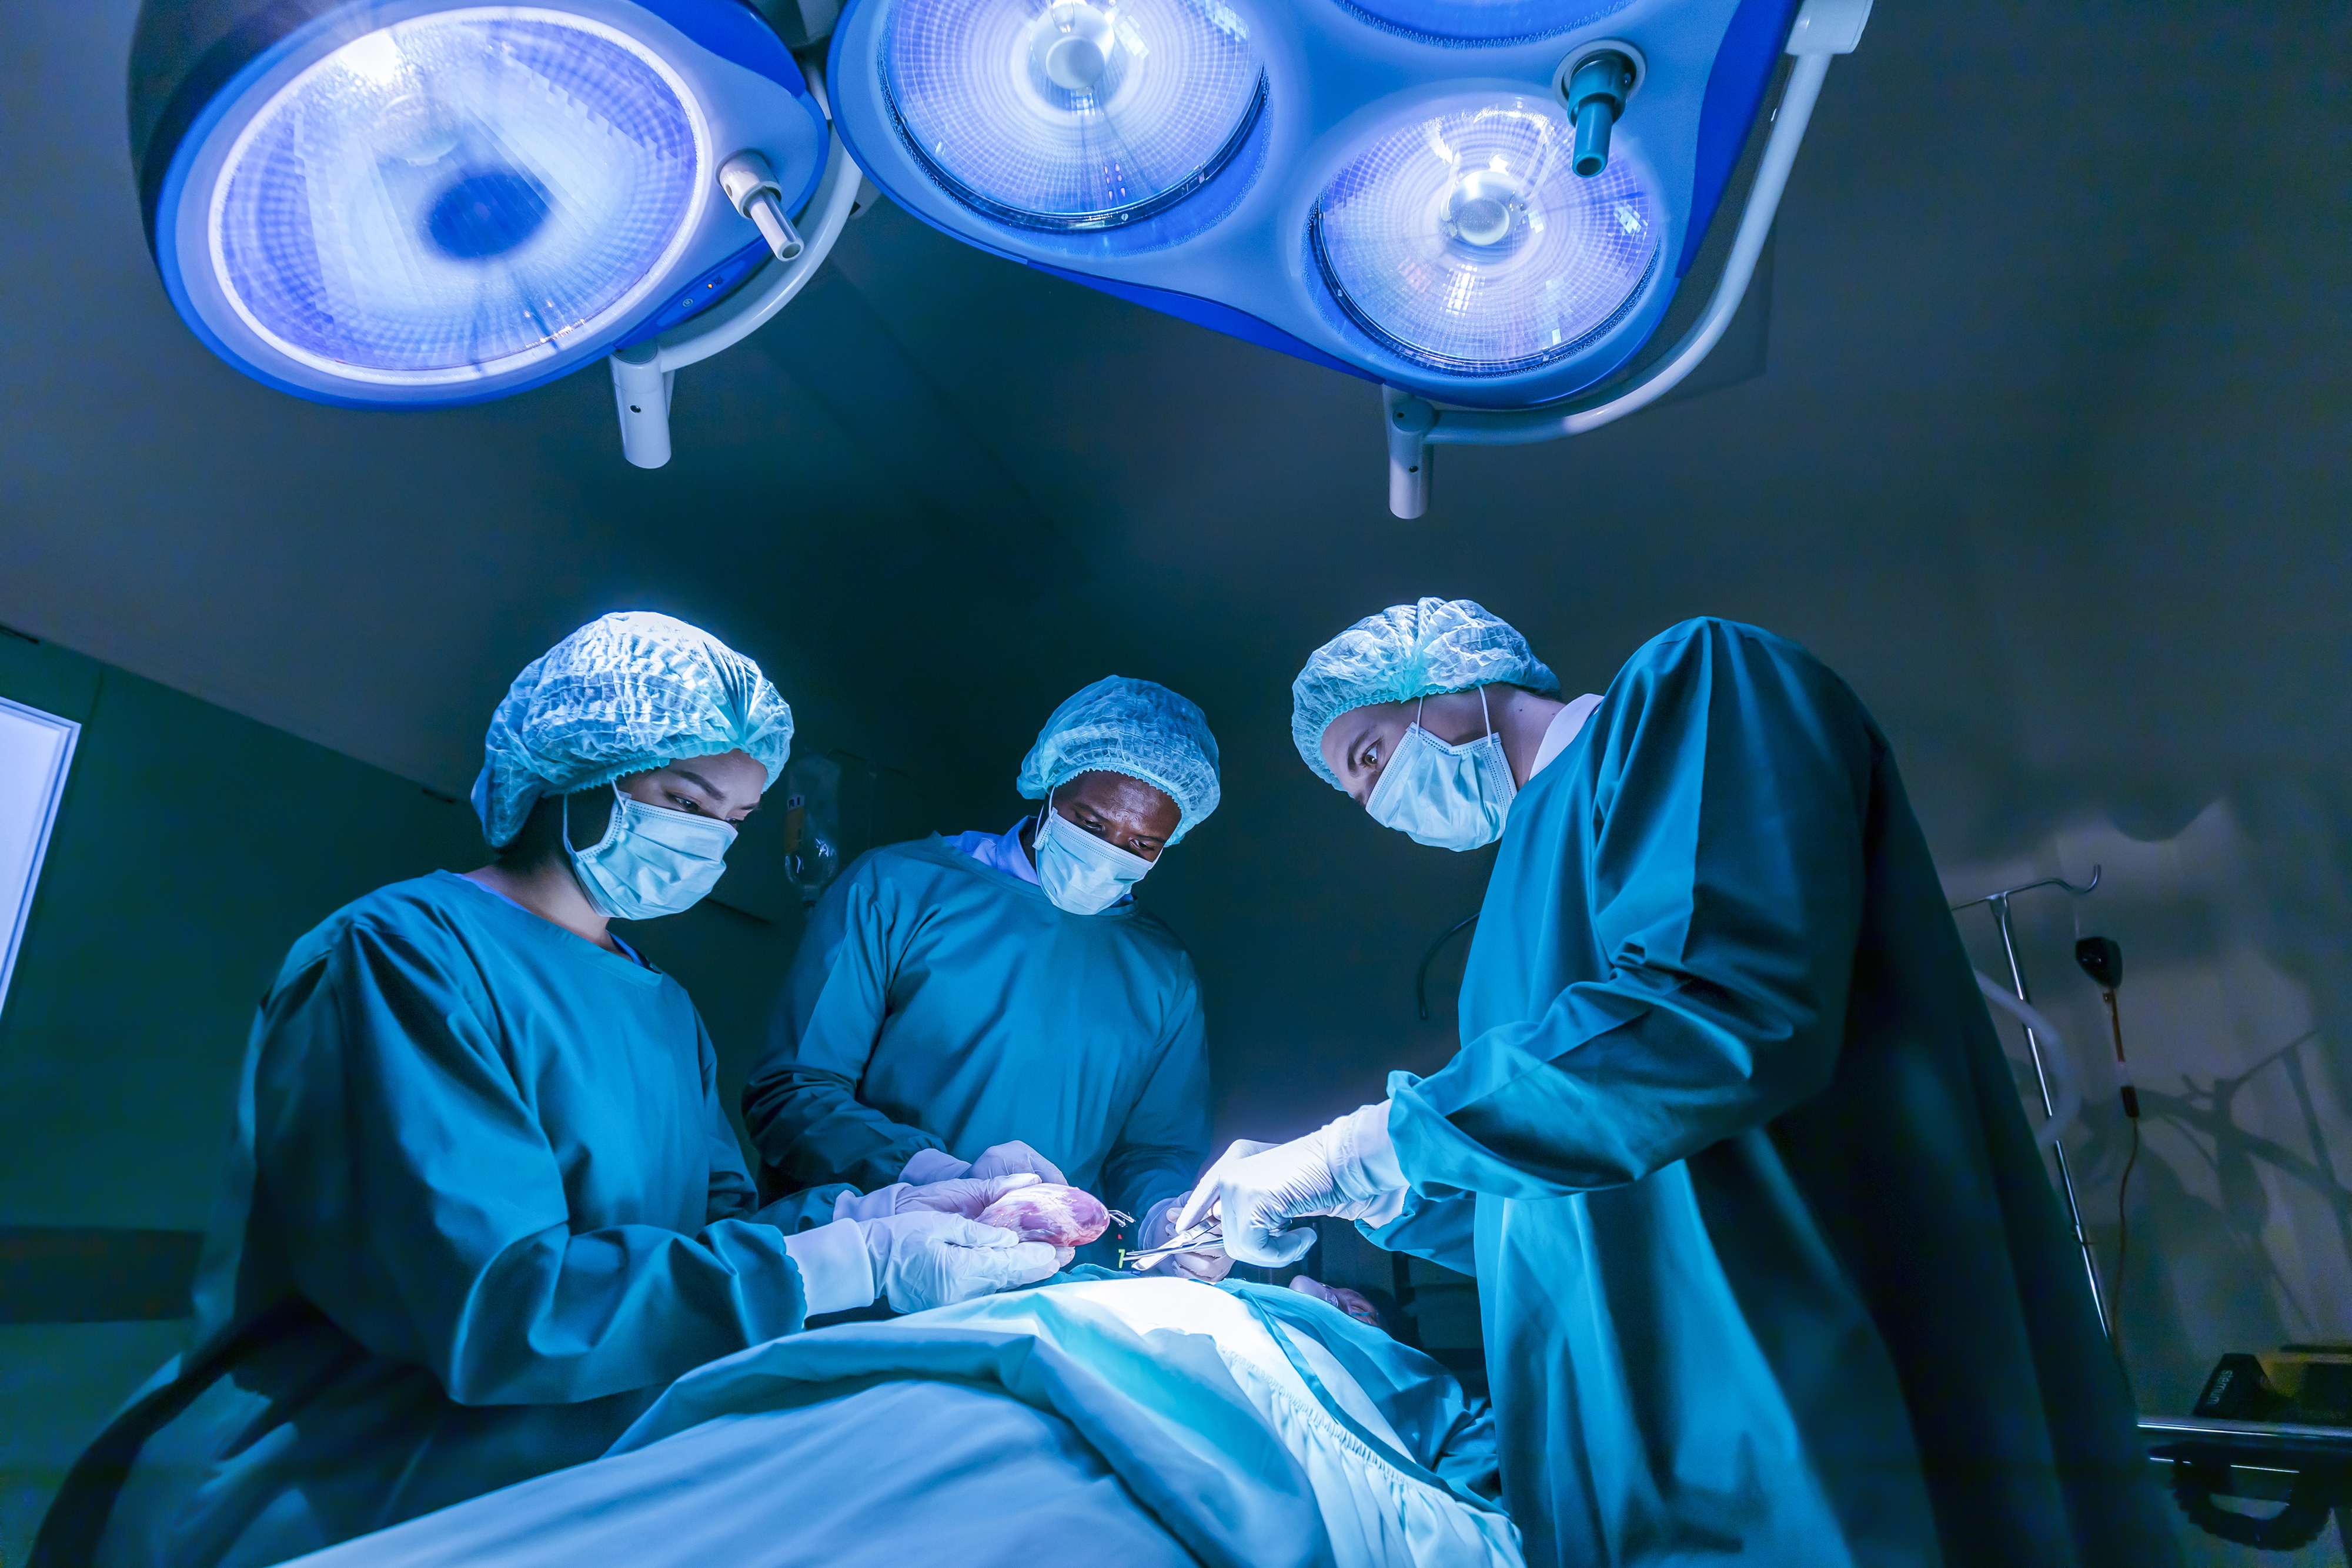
[855,1212,1062,1314]
[897,1171,1043,1220]
[1177,1105,1408,1268]
[1134,1195,1234,1282]
[968,1141,1068,1186]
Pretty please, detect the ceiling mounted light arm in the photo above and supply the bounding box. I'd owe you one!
[1382,0,1873,520]
[611,129,864,468]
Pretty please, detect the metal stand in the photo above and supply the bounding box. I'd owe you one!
[1954,869,2111,1338]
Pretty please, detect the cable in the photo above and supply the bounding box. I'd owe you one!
[1415,914,1481,1022]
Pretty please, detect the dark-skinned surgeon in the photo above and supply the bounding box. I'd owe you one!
[61,614,1057,1568]
[744,677,1227,1277]
[1178,600,2178,1568]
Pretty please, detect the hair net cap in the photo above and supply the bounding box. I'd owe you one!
[1291,597,1559,790]
[472,611,794,848]
[1017,676,1221,844]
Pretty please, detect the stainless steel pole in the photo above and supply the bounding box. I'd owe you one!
[1990,893,2111,1337]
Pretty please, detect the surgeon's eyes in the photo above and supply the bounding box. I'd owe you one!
[667,794,708,815]
[1362,742,1381,771]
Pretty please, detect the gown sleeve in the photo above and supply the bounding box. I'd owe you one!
[699,1018,763,1225]
[1389,620,1876,1199]
[256,921,814,1407]
[740,861,946,1194]
[1096,963,1212,1222]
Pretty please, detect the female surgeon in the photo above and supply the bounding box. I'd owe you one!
[743,676,1225,1275]
[49,613,1058,1568]
[1180,601,2179,1568]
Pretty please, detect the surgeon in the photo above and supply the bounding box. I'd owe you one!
[51,613,1060,1568]
[1180,601,2179,1567]
[743,676,1225,1276]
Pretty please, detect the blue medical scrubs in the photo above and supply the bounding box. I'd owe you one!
[1371,620,2178,1568]
[742,837,1210,1241]
[91,872,834,1568]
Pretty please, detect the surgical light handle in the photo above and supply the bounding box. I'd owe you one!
[719,149,806,261]
[611,131,864,468]
[1382,0,1873,519]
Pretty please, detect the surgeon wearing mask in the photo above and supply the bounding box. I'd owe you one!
[744,677,1226,1276]
[51,614,1058,1568]
[1180,603,2177,1568]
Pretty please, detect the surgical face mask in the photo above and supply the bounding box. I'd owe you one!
[566,784,737,921]
[1363,690,1517,852]
[1032,804,1153,916]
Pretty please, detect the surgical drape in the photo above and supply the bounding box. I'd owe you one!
[91,873,825,1568]
[743,838,1210,1240]
[1371,619,2177,1568]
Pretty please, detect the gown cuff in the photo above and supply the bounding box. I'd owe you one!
[1338,1102,1409,1226]
[781,1219,878,1316]
[900,1148,970,1185]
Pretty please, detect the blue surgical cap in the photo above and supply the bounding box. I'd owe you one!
[472,611,794,848]
[1017,676,1221,844]
[1291,597,1559,790]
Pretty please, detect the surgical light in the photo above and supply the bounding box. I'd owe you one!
[1341,0,1633,44]
[132,0,849,456]
[1309,98,1658,376]
[206,11,708,389]
[825,0,1875,514]
[879,0,1265,230]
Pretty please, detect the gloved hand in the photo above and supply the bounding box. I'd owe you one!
[900,1148,971,1185]
[1134,1195,1233,1282]
[857,1212,1061,1313]
[1175,1104,1408,1268]
[897,1172,1043,1219]
[967,1141,1067,1186]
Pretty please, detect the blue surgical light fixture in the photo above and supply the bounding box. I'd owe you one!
[825,0,1873,514]
[131,0,862,464]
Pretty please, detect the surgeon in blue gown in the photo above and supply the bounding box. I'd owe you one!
[743,677,1225,1275]
[1181,602,2180,1567]
[52,614,1058,1568]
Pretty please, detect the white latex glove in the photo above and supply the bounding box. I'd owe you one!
[1175,1104,1407,1268]
[897,1172,1043,1219]
[967,1141,1067,1186]
[900,1148,971,1185]
[1135,1195,1232,1282]
[858,1212,1061,1313]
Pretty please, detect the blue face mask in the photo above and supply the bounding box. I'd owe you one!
[1033,804,1154,915]
[566,784,737,921]
[1363,690,1517,852]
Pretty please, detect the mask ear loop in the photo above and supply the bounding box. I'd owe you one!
[1478,685,1494,740]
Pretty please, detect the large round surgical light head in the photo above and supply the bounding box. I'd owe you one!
[1311,98,1658,376]
[214,13,707,388]
[879,0,1265,230]
[133,0,828,409]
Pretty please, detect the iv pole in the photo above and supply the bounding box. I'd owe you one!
[1953,868,2110,1339]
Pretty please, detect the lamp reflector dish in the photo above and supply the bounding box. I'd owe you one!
[209,8,710,386]
[1311,98,1658,376]
[1337,0,1631,44]
[881,0,1264,230]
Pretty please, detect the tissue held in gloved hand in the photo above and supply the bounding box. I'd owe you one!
[977,1185,1113,1249]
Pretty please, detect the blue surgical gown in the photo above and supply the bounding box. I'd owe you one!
[742,837,1210,1239]
[1371,620,2179,1568]
[89,872,834,1568]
